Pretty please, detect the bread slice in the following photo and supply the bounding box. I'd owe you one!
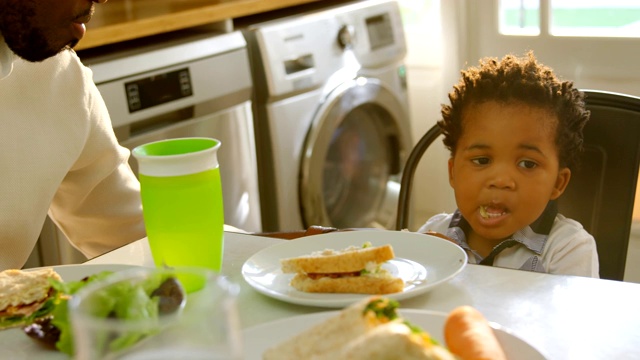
[280,243,395,274]
[290,273,404,294]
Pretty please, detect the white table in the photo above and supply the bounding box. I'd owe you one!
[85,231,640,360]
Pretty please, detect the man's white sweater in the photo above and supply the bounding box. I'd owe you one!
[0,38,145,270]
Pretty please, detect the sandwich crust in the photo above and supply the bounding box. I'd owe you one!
[290,273,404,294]
[281,244,395,274]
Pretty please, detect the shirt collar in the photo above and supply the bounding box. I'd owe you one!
[0,36,16,81]
[444,200,558,255]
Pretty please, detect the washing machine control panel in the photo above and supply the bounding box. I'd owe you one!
[253,0,407,98]
[364,12,396,51]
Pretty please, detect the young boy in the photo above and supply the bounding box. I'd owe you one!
[418,52,599,278]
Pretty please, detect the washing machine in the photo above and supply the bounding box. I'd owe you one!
[244,0,412,232]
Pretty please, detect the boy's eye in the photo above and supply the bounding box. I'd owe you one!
[518,160,537,169]
[471,157,490,165]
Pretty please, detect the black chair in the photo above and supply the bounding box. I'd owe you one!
[396,90,640,281]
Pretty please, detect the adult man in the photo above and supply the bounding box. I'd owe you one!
[0,0,146,269]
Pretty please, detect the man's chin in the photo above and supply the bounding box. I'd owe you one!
[16,48,61,62]
[5,32,77,62]
[67,38,79,50]
[13,44,73,63]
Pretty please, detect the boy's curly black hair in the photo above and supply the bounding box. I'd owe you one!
[439,51,590,169]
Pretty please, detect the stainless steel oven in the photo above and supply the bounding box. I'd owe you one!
[28,28,261,267]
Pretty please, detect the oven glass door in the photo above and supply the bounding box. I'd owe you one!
[117,102,262,233]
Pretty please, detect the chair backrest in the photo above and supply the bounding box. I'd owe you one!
[396,89,640,281]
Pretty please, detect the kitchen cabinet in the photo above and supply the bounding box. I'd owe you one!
[79,0,325,50]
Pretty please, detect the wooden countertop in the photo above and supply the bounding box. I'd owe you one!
[78,0,324,50]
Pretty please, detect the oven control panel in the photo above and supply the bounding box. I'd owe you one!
[124,68,193,113]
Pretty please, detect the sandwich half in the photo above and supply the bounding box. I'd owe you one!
[280,242,404,294]
[0,268,62,329]
[263,296,457,360]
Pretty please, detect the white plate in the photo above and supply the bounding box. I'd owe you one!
[241,230,468,308]
[243,309,547,360]
[0,264,139,359]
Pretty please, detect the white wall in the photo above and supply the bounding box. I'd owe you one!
[400,0,456,230]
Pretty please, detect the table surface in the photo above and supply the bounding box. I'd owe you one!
[81,230,640,360]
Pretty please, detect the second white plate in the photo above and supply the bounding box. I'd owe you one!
[241,230,468,308]
[243,309,546,360]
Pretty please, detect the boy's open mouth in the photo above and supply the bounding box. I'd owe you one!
[479,205,507,219]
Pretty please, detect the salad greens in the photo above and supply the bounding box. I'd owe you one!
[48,271,178,355]
[49,271,114,354]
[363,297,400,321]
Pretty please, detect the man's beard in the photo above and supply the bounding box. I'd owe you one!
[0,6,72,62]
[5,28,71,62]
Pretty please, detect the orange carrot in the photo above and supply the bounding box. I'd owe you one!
[444,306,507,360]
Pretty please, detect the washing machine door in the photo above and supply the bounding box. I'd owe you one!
[300,77,411,229]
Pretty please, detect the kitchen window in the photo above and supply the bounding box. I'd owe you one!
[500,0,640,37]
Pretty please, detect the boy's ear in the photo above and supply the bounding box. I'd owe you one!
[448,157,455,187]
[550,167,571,200]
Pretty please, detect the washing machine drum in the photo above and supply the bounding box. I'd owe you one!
[300,78,411,229]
